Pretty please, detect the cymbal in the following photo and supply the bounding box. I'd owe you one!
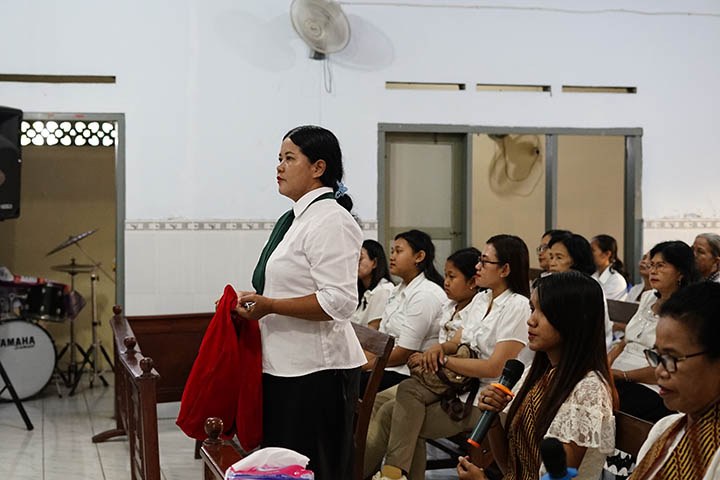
[46,229,98,256]
[51,263,95,274]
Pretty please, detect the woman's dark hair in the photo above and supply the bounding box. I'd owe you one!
[358,239,393,307]
[543,229,571,241]
[548,233,596,276]
[447,247,482,281]
[283,125,353,212]
[506,271,618,443]
[649,240,700,289]
[593,234,628,280]
[486,234,531,298]
[394,229,444,287]
[659,281,720,360]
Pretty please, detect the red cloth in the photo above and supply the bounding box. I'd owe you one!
[176,285,262,450]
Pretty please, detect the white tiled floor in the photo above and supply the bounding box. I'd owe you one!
[0,374,456,479]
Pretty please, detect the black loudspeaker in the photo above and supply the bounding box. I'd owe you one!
[0,106,23,220]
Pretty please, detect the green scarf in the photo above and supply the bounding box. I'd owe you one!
[251,192,335,295]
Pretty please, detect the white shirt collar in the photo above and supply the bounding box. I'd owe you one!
[399,272,428,296]
[292,186,334,218]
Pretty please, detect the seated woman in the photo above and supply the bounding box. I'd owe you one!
[457,271,616,480]
[436,247,482,344]
[627,251,651,302]
[591,234,629,301]
[361,229,446,394]
[630,281,720,479]
[351,239,394,329]
[365,234,531,480]
[608,240,699,422]
[692,233,720,283]
[548,232,613,348]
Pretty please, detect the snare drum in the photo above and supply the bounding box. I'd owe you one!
[0,319,56,400]
[24,283,66,322]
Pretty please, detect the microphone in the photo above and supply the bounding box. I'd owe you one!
[540,437,578,480]
[467,359,524,448]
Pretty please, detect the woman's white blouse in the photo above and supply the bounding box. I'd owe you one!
[636,413,720,479]
[379,273,446,376]
[611,289,660,392]
[592,267,628,301]
[437,299,474,344]
[350,278,394,327]
[261,187,366,377]
[627,279,646,302]
[460,289,530,388]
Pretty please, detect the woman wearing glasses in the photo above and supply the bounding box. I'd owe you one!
[365,235,531,480]
[607,240,700,422]
[631,281,720,479]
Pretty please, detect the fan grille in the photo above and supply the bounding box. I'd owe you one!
[291,0,350,54]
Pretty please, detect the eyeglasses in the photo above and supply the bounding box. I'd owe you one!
[478,257,504,268]
[536,244,549,254]
[643,348,707,373]
[648,262,669,271]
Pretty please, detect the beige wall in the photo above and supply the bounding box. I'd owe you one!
[0,146,116,372]
[556,135,625,257]
[471,133,546,268]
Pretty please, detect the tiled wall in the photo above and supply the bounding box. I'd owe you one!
[124,220,378,316]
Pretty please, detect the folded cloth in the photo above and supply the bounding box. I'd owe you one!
[225,447,313,479]
[176,284,262,450]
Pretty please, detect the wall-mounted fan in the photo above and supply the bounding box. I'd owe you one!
[488,134,544,196]
[290,0,351,59]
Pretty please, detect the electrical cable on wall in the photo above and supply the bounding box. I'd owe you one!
[338,2,720,18]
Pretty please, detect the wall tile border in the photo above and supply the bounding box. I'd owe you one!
[126,220,378,232]
[644,218,720,230]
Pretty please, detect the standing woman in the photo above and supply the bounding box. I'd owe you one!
[362,229,446,394]
[236,125,366,480]
[591,234,628,301]
[352,239,394,329]
[692,233,720,282]
[458,272,616,480]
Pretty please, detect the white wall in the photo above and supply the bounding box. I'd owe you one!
[2,1,719,312]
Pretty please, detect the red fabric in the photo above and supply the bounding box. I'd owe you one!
[176,284,262,450]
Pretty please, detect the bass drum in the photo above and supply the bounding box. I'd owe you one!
[0,320,56,400]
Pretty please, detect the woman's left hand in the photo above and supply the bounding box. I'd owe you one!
[457,456,487,480]
[237,293,274,321]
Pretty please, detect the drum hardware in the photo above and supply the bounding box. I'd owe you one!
[23,284,67,323]
[51,261,95,275]
[46,229,115,285]
[0,360,33,430]
[69,273,113,396]
[0,319,57,405]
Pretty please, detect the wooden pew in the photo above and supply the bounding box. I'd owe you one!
[92,306,162,480]
[615,411,654,458]
[200,324,395,480]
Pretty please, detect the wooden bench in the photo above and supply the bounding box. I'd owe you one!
[92,306,162,480]
[199,323,394,480]
[615,410,654,458]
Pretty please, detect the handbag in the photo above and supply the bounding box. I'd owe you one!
[409,344,481,421]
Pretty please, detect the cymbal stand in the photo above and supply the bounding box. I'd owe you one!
[69,273,114,396]
[53,258,88,388]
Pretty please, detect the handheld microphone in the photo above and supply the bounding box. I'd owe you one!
[540,437,578,480]
[467,358,524,448]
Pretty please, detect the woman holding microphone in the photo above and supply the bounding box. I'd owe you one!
[236,125,366,480]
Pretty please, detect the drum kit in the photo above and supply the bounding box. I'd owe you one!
[0,228,114,411]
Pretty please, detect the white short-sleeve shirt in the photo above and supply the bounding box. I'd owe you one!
[379,272,447,376]
[437,298,474,344]
[636,412,720,479]
[592,266,628,301]
[350,278,394,327]
[460,289,530,389]
[260,187,367,377]
[612,289,660,392]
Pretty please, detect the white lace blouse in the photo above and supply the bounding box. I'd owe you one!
[506,369,616,480]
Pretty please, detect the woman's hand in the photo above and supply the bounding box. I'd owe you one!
[457,456,487,480]
[477,384,513,413]
[237,293,274,321]
[421,343,445,373]
[407,352,422,369]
